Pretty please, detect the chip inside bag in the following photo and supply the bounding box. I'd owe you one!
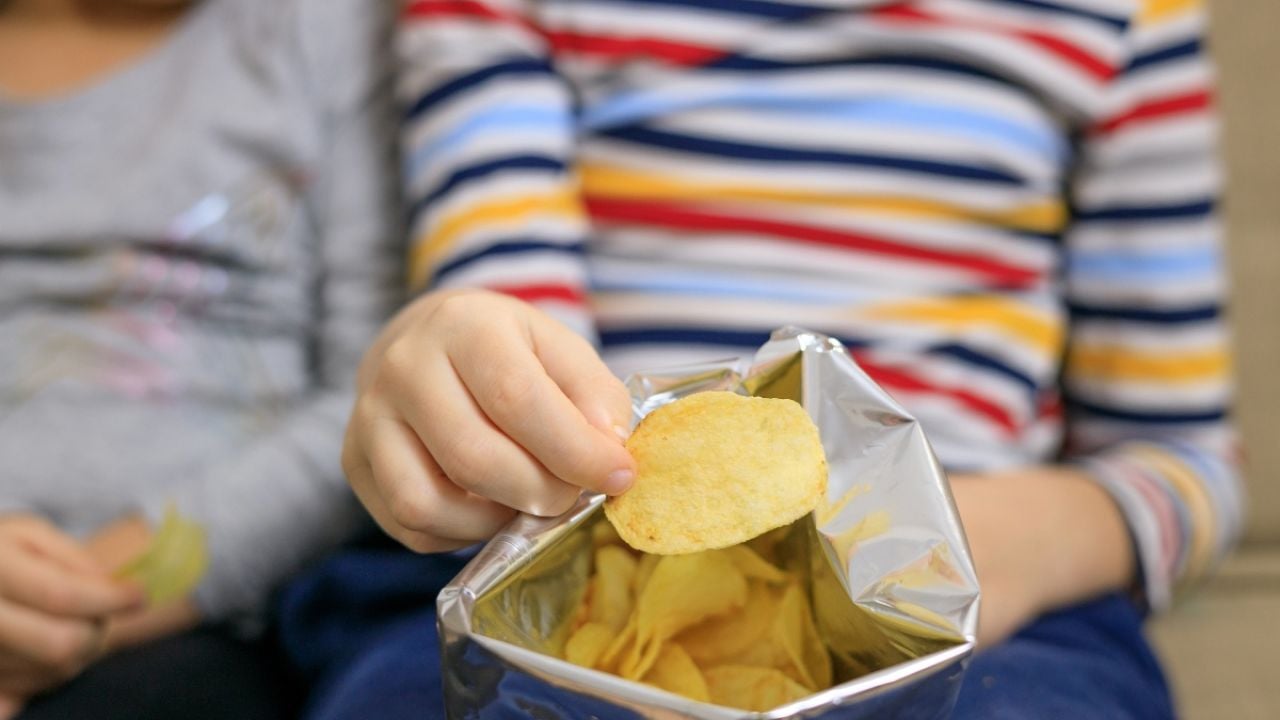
[439,328,980,718]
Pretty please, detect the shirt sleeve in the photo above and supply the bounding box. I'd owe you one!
[1062,0,1244,612]
[140,0,403,620]
[397,0,595,339]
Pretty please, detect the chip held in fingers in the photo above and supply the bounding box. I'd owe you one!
[605,391,828,555]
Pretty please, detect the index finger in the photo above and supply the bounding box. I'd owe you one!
[7,518,105,577]
[448,320,635,496]
[0,550,141,618]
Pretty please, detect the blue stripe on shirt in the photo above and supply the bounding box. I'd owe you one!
[1069,398,1227,425]
[433,239,585,285]
[1074,199,1215,223]
[1129,40,1201,73]
[984,0,1128,30]
[1067,245,1220,280]
[405,59,557,121]
[1067,302,1221,324]
[583,90,1065,163]
[598,126,1025,184]
[411,155,567,221]
[594,0,828,21]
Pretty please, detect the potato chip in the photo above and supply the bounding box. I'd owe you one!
[633,552,660,595]
[115,503,208,605]
[605,392,827,555]
[589,545,638,632]
[591,519,624,548]
[704,665,813,712]
[642,643,710,703]
[725,545,790,584]
[678,580,780,666]
[564,622,614,669]
[597,614,637,673]
[621,552,747,679]
[776,583,833,690]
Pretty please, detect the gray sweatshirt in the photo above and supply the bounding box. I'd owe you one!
[0,0,401,620]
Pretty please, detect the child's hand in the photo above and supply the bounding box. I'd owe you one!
[343,290,636,553]
[0,515,142,698]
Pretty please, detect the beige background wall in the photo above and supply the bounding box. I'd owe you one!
[1210,3,1280,541]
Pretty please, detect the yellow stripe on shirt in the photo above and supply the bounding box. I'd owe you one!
[408,186,585,289]
[859,296,1064,356]
[1068,345,1228,383]
[1140,0,1203,23]
[579,164,1067,234]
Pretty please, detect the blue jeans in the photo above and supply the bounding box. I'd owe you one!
[280,547,1173,720]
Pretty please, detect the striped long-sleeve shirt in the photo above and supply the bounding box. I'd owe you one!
[397,0,1242,610]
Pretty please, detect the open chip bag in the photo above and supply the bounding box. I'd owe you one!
[438,327,981,718]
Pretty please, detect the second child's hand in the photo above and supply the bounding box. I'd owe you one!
[0,515,142,704]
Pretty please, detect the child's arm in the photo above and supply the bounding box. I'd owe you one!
[397,0,595,338]
[951,0,1241,645]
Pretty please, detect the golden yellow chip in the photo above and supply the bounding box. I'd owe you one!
[591,519,624,548]
[776,583,833,690]
[643,643,710,703]
[598,615,637,673]
[621,551,747,679]
[115,503,208,605]
[605,392,827,555]
[633,553,660,595]
[725,545,790,585]
[678,580,780,666]
[589,545,638,632]
[564,622,614,668]
[704,665,813,712]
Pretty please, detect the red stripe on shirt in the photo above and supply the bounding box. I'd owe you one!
[585,196,1042,287]
[854,355,1019,434]
[545,31,727,66]
[488,283,587,306]
[403,0,517,23]
[872,3,1115,81]
[1093,90,1213,135]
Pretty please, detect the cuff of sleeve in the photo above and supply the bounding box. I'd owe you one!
[1075,453,1174,613]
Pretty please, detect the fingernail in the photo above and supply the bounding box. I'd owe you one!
[604,468,634,495]
[612,424,630,443]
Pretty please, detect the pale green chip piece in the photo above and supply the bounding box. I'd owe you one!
[116,504,209,605]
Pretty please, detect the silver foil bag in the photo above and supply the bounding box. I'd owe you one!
[439,328,981,719]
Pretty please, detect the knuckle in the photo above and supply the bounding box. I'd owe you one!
[385,487,434,534]
[439,433,492,491]
[379,338,420,385]
[490,372,540,415]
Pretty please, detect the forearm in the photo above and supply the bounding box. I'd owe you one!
[950,464,1134,644]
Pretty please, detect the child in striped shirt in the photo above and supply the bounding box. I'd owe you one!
[284,1,1241,718]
